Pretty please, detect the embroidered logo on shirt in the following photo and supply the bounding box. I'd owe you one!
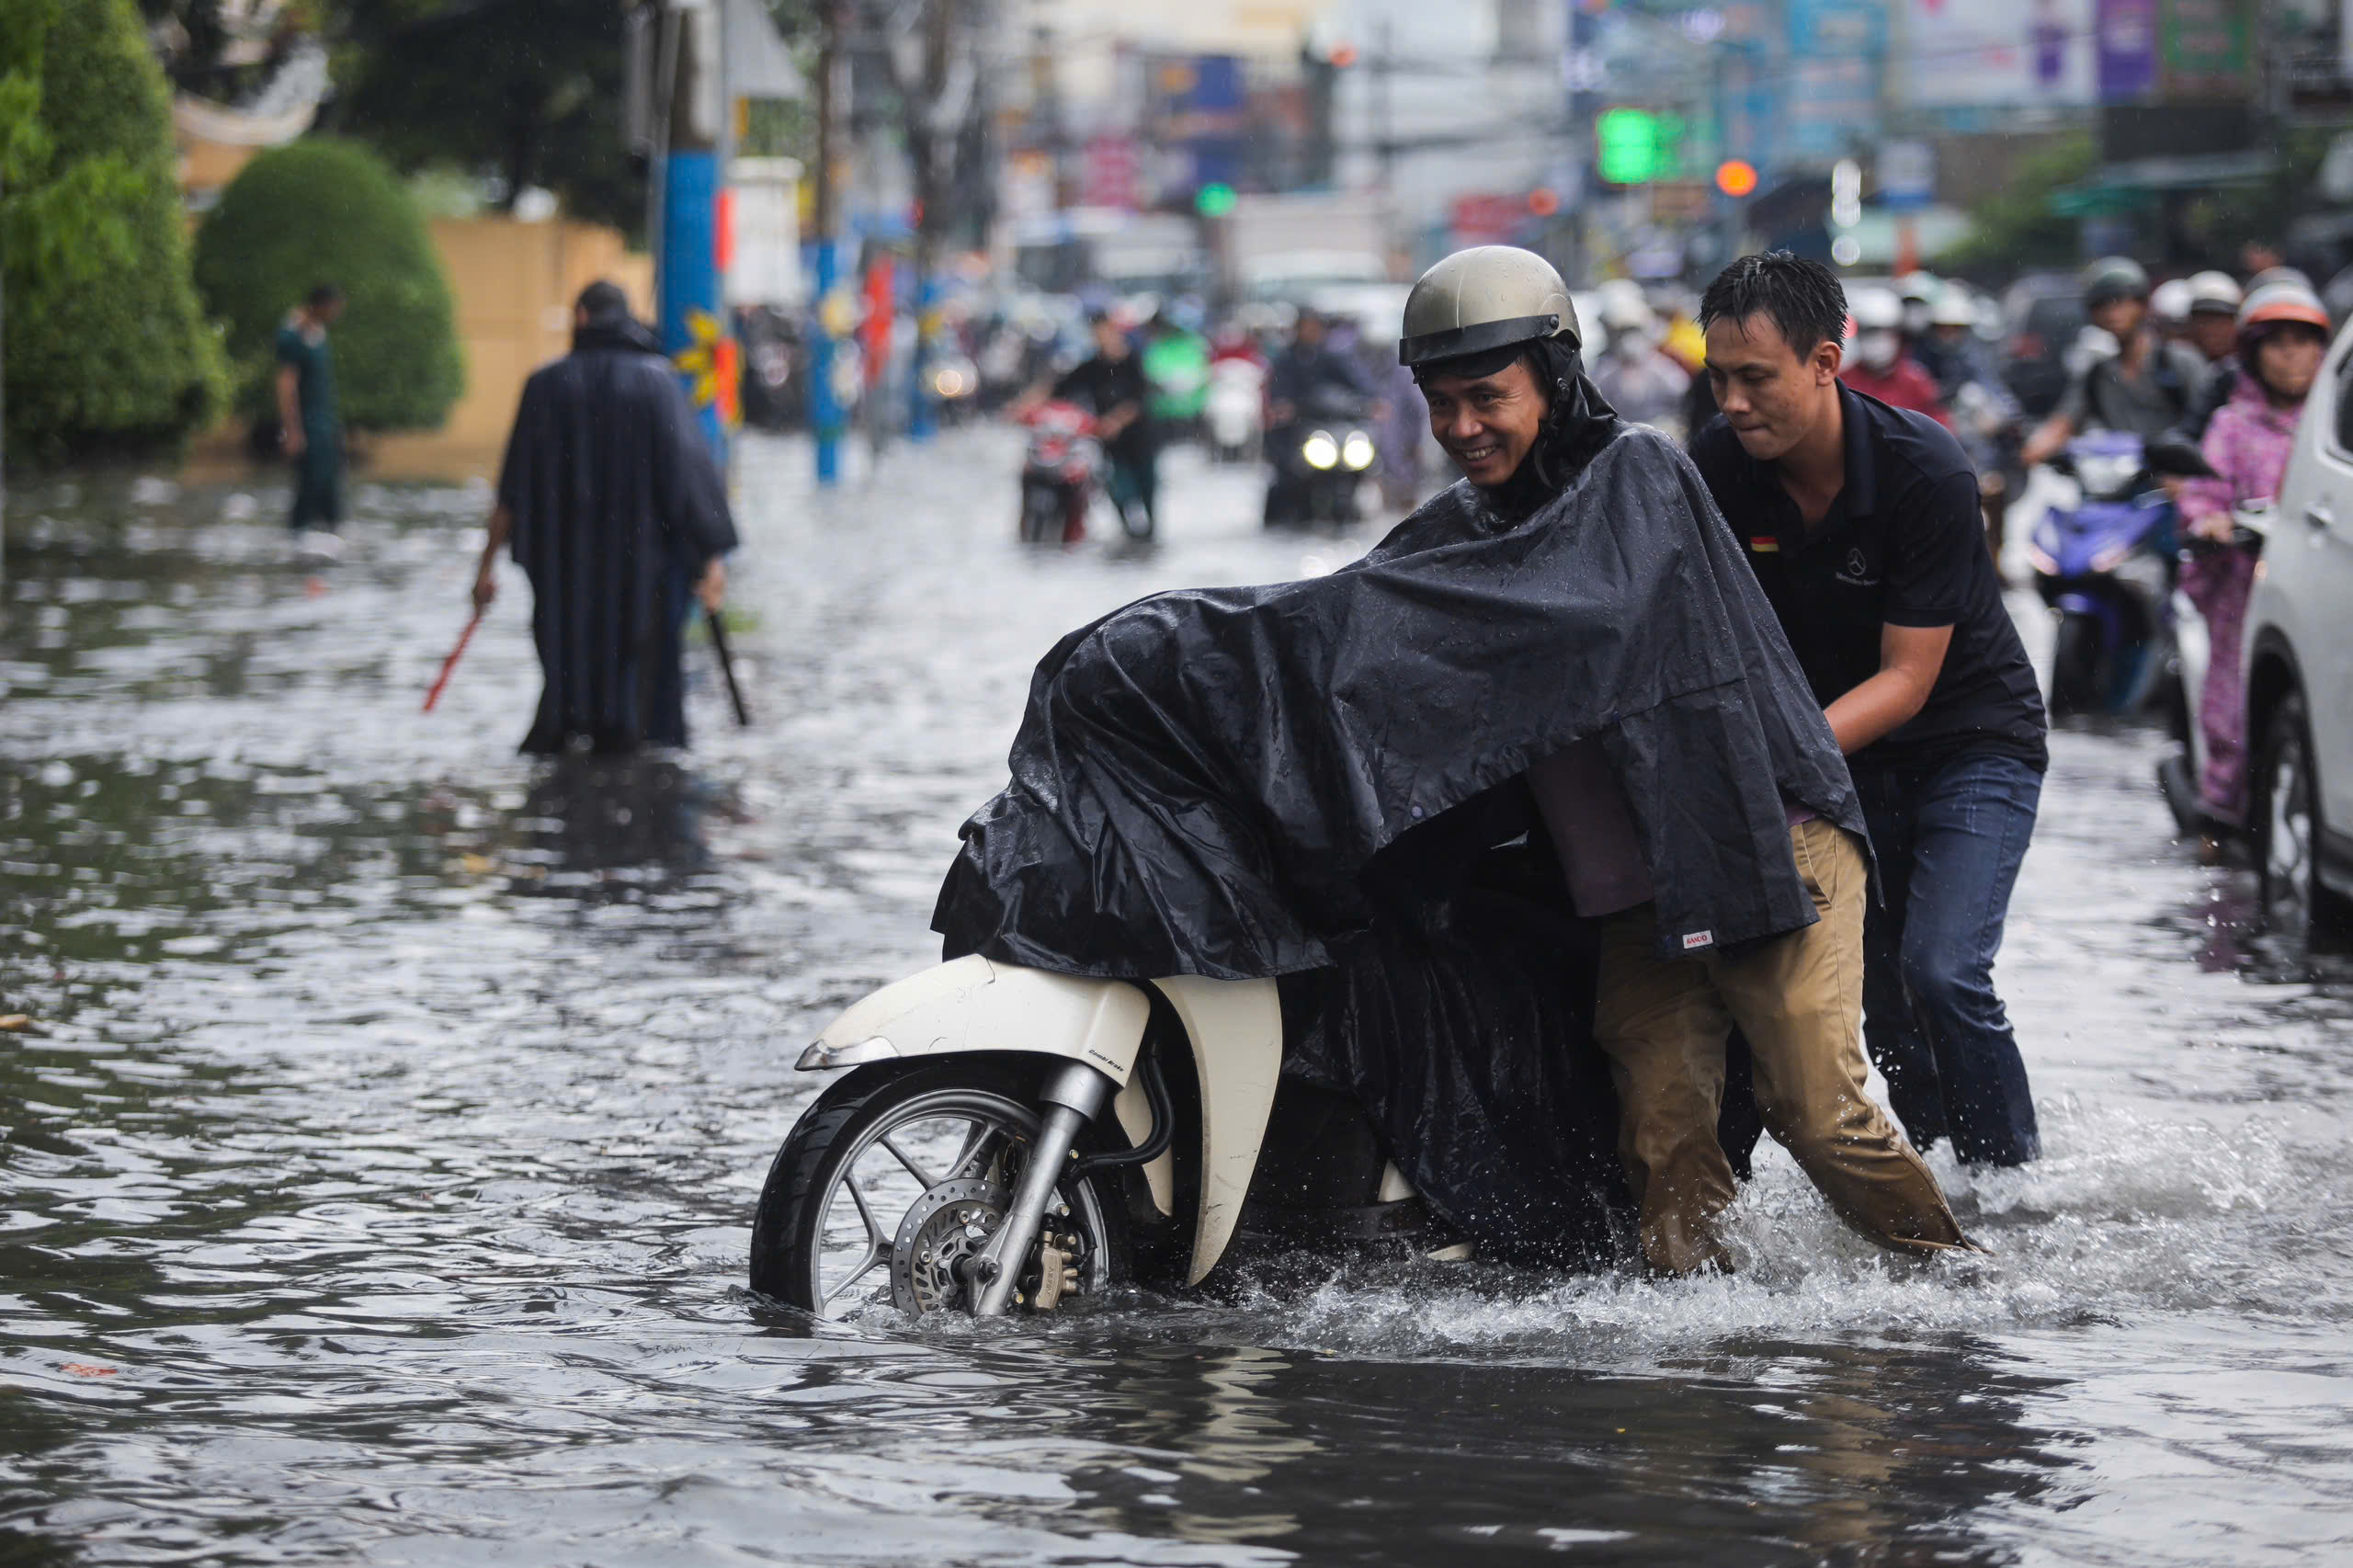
[1747,536,1779,553]
[1836,546,1880,587]
[1681,930,1714,950]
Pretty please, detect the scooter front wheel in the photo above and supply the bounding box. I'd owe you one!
[749,1057,1130,1319]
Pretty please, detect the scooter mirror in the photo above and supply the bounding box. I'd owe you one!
[2145,436,2218,479]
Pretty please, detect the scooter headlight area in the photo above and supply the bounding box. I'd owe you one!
[1341,431,1377,472]
[1301,431,1342,471]
[2073,454,2144,498]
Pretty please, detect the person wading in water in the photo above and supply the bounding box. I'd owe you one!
[472,282,738,754]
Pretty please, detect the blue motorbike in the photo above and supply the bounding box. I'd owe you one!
[2029,432,2179,718]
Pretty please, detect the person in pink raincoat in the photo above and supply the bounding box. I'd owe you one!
[2177,278,2333,831]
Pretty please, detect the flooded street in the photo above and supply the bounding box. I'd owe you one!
[6,431,2352,1565]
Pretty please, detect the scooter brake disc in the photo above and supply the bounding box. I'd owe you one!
[891,1177,1008,1315]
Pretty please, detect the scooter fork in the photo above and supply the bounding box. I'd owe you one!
[967,1060,1118,1315]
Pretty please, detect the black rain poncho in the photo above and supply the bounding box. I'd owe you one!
[497,315,738,755]
[934,419,1863,982]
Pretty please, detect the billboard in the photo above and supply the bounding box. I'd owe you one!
[1788,0,1885,162]
[1908,0,2098,108]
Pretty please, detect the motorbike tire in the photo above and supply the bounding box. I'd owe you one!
[2253,690,2347,952]
[1018,486,1056,544]
[2049,614,2104,718]
[749,1056,1131,1317]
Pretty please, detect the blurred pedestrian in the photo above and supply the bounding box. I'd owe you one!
[1915,287,2024,567]
[2177,279,2330,837]
[2022,258,2204,464]
[1591,294,1692,437]
[472,281,736,755]
[277,282,345,546]
[1694,252,2048,1168]
[1839,289,1950,426]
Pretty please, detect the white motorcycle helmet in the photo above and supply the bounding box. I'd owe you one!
[1847,288,1904,373]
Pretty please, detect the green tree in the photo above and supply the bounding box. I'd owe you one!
[327,0,641,234]
[192,138,464,431]
[0,0,227,466]
[1944,133,2100,276]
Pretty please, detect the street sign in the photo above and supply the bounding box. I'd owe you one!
[1878,139,1936,210]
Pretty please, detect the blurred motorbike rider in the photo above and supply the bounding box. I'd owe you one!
[1692,251,2049,1171]
[1265,306,1381,524]
[2167,270,2251,446]
[1838,288,1951,426]
[2176,279,2331,836]
[1915,287,2025,568]
[2022,257,2207,465]
[1590,291,1693,436]
[1018,309,1157,531]
[1897,271,1941,340]
[1404,245,1972,1274]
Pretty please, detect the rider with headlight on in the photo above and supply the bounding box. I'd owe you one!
[1265,307,1382,525]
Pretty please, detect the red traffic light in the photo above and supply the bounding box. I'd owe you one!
[1715,159,1759,199]
[1527,187,1561,218]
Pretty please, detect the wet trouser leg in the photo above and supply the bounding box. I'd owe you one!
[1858,753,2042,1167]
[289,431,342,531]
[1594,819,1970,1275]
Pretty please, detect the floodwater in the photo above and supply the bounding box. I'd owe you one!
[4,433,2350,1566]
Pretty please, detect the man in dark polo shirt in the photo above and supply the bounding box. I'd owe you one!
[1692,252,2047,1168]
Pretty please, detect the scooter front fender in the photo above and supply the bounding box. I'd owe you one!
[798,955,1152,1085]
[1149,976,1283,1287]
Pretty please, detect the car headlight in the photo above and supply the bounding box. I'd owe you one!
[1341,431,1376,471]
[1302,431,1339,471]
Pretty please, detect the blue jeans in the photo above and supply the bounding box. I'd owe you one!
[1855,749,2042,1166]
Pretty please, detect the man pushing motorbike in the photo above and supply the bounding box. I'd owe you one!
[1399,247,1972,1275]
[938,246,1972,1279]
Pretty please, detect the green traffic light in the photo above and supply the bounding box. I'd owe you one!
[1196,182,1237,218]
[1597,107,1666,186]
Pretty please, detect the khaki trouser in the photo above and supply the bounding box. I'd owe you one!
[1593,817,1970,1275]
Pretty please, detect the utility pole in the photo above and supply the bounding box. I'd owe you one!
[654,0,729,463]
[810,0,848,484]
[1375,16,1395,265]
[907,0,958,444]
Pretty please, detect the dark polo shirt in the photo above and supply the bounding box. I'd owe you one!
[1691,383,2048,775]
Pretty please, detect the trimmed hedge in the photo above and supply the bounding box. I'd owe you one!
[194,139,464,432]
[0,0,227,464]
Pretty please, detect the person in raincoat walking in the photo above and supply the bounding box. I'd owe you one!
[472,282,737,754]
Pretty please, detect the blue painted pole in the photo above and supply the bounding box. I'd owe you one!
[907,267,936,443]
[659,147,726,462]
[811,240,843,484]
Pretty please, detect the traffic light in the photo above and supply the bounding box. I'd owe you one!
[1195,182,1237,218]
[1714,159,1758,199]
[1596,108,1662,185]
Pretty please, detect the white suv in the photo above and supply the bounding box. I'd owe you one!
[2246,320,2353,944]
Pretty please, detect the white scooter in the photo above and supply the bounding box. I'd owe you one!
[749,955,1442,1320]
[1204,358,1266,464]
